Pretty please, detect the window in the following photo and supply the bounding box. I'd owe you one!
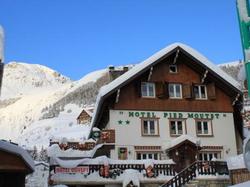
[196,120,213,136]
[169,84,182,98]
[169,65,178,73]
[193,85,207,99]
[170,120,185,136]
[136,152,160,160]
[199,152,220,161]
[141,82,155,98]
[142,119,159,136]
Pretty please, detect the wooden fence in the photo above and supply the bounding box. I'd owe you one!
[230,168,250,185]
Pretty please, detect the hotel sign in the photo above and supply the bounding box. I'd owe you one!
[55,166,89,174]
[126,111,224,119]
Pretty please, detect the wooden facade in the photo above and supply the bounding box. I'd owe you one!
[167,140,200,172]
[77,108,93,125]
[0,141,34,187]
[113,54,235,113]
[229,168,250,185]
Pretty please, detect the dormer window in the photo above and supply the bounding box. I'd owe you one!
[169,64,178,73]
[141,82,155,98]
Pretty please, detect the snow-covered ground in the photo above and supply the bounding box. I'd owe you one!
[18,104,91,149]
[26,162,49,187]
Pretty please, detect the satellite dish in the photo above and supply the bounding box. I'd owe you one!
[243,136,250,171]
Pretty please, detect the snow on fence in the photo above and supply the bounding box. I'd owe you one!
[49,157,176,186]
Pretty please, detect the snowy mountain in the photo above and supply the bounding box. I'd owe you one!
[219,60,244,84]
[0,62,110,149]
[1,62,71,99]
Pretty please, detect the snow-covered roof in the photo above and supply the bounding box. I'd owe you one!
[77,107,94,119]
[166,135,200,150]
[51,155,175,168]
[0,140,35,171]
[90,42,241,130]
[48,143,102,158]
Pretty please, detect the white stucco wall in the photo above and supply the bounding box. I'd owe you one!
[109,109,237,160]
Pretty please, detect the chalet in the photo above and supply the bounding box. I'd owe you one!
[77,107,94,125]
[49,43,241,187]
[89,42,243,172]
[0,140,35,187]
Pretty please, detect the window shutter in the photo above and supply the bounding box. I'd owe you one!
[156,81,165,98]
[165,82,169,98]
[183,84,192,99]
[207,82,216,100]
[135,81,141,97]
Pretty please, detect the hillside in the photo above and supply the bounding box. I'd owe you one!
[0,62,110,149]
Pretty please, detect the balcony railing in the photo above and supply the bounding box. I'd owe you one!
[49,162,176,185]
[161,161,229,187]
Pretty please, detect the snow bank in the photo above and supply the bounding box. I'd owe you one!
[48,143,102,158]
[230,181,250,187]
[243,135,250,171]
[227,154,246,170]
[51,155,174,168]
[122,169,140,187]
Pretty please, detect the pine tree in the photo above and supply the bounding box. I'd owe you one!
[39,146,48,162]
[31,146,38,160]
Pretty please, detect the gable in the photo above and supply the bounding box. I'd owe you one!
[90,43,242,131]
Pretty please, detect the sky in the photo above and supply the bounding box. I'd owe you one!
[0,0,244,80]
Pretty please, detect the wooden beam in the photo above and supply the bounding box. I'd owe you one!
[173,49,179,64]
[201,70,209,83]
[115,89,120,103]
[147,67,153,81]
[232,93,240,106]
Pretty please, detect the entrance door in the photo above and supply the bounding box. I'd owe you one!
[168,141,198,172]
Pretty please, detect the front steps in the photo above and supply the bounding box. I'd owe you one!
[184,178,231,187]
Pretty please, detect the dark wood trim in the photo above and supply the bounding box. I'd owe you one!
[134,146,161,150]
[202,146,223,150]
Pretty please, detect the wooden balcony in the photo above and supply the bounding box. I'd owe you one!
[50,141,96,151]
[97,129,115,144]
[49,162,176,186]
